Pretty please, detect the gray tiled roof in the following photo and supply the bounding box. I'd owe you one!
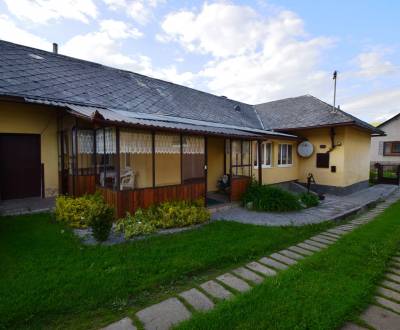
[0,40,262,129]
[255,95,382,134]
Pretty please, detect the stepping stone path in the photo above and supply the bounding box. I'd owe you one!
[102,189,400,330]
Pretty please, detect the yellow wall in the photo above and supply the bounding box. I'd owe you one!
[121,153,153,188]
[0,101,59,197]
[155,153,181,186]
[207,136,224,191]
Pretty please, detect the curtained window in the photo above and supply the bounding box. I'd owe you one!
[155,133,181,186]
[182,135,205,183]
[96,127,117,188]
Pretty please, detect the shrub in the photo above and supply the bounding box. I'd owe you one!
[55,193,105,228]
[299,192,320,208]
[89,203,114,242]
[242,182,302,212]
[115,210,156,239]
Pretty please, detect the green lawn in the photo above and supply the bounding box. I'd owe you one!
[0,213,333,329]
[177,201,400,330]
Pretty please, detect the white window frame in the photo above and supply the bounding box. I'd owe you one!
[278,143,293,167]
[254,142,272,168]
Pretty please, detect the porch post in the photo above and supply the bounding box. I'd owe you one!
[115,127,120,190]
[204,136,208,204]
[180,133,183,185]
[258,140,262,185]
[151,131,155,188]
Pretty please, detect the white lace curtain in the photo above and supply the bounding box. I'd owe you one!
[77,130,94,154]
[183,136,204,154]
[155,134,181,154]
[120,131,152,154]
[96,128,116,154]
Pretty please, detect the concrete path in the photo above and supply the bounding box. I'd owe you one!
[211,184,398,226]
[101,188,400,330]
[342,252,400,330]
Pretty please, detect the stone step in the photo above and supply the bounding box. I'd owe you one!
[101,317,137,330]
[259,257,289,270]
[297,242,321,252]
[376,296,400,314]
[278,249,305,260]
[378,286,400,302]
[389,268,400,276]
[304,239,328,249]
[386,273,400,284]
[246,261,277,276]
[361,305,400,330]
[315,234,338,242]
[288,245,314,256]
[232,267,264,284]
[382,280,400,293]
[179,288,214,312]
[136,297,191,330]
[312,235,336,244]
[200,280,233,300]
[321,232,341,240]
[216,273,251,293]
[269,253,297,266]
[327,229,347,235]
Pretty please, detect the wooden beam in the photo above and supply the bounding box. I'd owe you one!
[258,140,262,185]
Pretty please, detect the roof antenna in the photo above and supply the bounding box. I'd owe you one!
[332,70,338,113]
[52,43,58,54]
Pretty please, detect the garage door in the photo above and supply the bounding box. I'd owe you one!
[0,134,41,200]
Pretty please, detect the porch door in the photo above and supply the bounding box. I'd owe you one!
[0,134,41,200]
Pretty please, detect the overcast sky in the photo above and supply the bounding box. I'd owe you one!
[0,0,399,123]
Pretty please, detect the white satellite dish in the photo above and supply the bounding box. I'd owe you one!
[297,141,314,158]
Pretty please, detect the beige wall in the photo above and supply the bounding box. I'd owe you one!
[155,153,181,186]
[0,101,59,197]
[207,136,224,191]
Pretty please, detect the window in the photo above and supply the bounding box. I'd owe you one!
[155,133,181,186]
[384,141,400,156]
[278,144,293,166]
[231,140,252,177]
[182,135,205,183]
[96,127,117,189]
[316,153,330,168]
[253,142,272,167]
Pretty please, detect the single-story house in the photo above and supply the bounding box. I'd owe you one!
[371,113,400,165]
[0,40,383,217]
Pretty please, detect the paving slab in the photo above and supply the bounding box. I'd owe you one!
[102,317,137,330]
[297,242,321,252]
[246,261,277,276]
[259,257,289,270]
[361,305,400,330]
[216,273,251,293]
[288,245,314,256]
[389,268,400,276]
[341,322,368,330]
[279,249,305,260]
[136,298,191,330]
[200,280,233,300]
[304,239,328,249]
[232,267,264,284]
[376,296,400,314]
[392,261,400,269]
[321,232,341,239]
[270,253,297,265]
[393,256,400,263]
[179,288,214,312]
[316,234,338,242]
[386,273,400,284]
[382,280,400,293]
[311,236,335,244]
[327,229,347,235]
[378,286,400,302]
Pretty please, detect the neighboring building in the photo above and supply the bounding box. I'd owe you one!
[0,40,383,216]
[371,113,400,166]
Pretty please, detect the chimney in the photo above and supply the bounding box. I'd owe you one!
[52,43,58,54]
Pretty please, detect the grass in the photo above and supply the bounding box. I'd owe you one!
[176,201,400,330]
[0,213,333,329]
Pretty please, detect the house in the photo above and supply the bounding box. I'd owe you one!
[0,40,383,217]
[371,113,400,165]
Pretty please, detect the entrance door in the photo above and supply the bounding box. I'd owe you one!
[0,134,41,200]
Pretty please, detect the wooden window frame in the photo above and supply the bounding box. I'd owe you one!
[383,141,400,156]
[254,142,272,168]
[278,143,293,167]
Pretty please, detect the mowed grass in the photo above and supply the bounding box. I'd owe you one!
[0,213,333,329]
[177,201,400,330]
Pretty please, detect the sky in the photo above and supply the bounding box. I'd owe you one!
[0,0,399,124]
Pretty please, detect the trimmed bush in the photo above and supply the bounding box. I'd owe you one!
[89,203,114,242]
[299,192,320,208]
[242,182,302,212]
[115,199,210,238]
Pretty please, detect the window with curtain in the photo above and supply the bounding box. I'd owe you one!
[96,127,117,188]
[119,129,153,190]
[254,142,272,167]
[231,140,252,177]
[278,143,293,166]
[155,133,181,186]
[182,135,205,183]
[76,129,95,175]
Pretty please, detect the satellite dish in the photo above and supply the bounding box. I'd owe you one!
[298,141,314,158]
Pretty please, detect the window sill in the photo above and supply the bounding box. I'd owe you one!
[253,165,272,169]
[277,164,293,168]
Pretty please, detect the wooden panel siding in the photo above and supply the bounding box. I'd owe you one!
[98,181,206,218]
[67,175,96,197]
[230,176,251,201]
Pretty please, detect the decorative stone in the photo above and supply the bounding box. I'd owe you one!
[376,296,400,314]
[378,286,400,302]
[102,317,137,330]
[297,242,321,252]
[304,239,327,249]
[246,261,277,276]
[279,249,304,260]
[200,280,232,300]
[216,273,251,293]
[288,245,314,256]
[179,288,214,311]
[270,253,297,265]
[136,298,191,330]
[361,305,400,330]
[233,267,264,284]
[259,257,288,270]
